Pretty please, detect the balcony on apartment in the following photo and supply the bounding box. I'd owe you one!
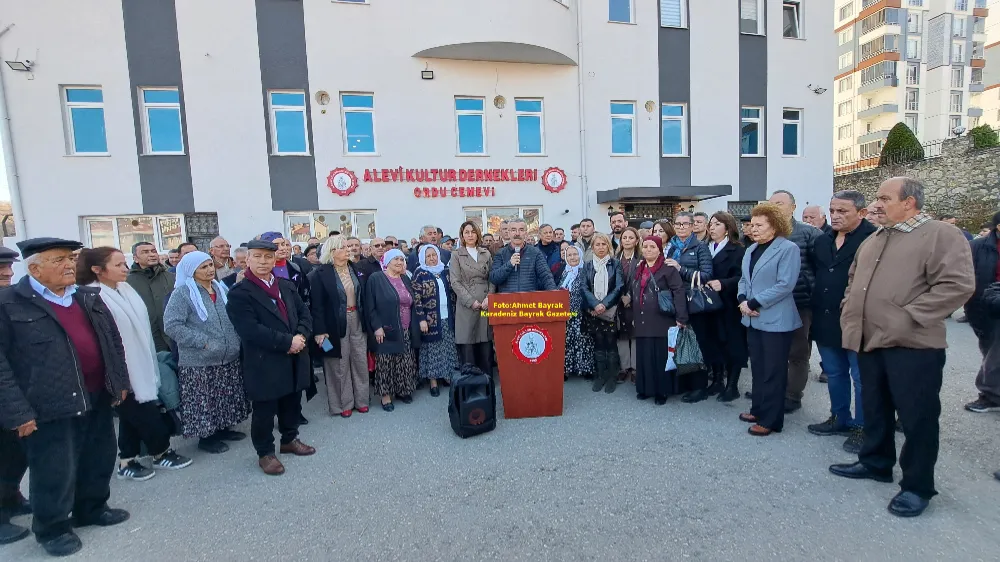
[858,103,899,119]
[411,0,577,66]
[973,0,989,16]
[858,129,892,144]
[859,7,901,43]
[860,34,900,63]
[859,60,899,93]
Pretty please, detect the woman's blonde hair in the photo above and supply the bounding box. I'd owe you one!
[319,234,347,265]
[590,232,613,258]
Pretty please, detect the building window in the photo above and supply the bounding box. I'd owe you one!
[83,215,185,254]
[951,66,964,88]
[782,1,802,38]
[610,102,636,155]
[838,124,853,140]
[340,93,376,154]
[464,207,542,238]
[514,99,544,155]
[661,103,687,157]
[950,91,963,113]
[953,17,967,38]
[949,116,963,135]
[286,211,377,242]
[139,88,184,155]
[782,109,802,157]
[907,38,921,59]
[740,0,765,35]
[455,97,486,155]
[740,107,764,156]
[970,116,980,128]
[660,0,687,27]
[609,0,632,23]
[838,76,853,93]
[268,91,309,155]
[839,2,853,21]
[909,0,923,6]
[839,52,854,70]
[955,0,968,10]
[971,67,983,85]
[63,87,108,154]
[837,100,853,117]
[837,148,852,163]
[907,12,921,33]
[860,140,884,159]
[838,28,854,46]
[952,41,965,63]
[905,89,919,111]
[906,62,920,85]
[904,113,919,134]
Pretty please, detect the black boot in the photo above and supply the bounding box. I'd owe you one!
[0,495,30,545]
[682,370,709,403]
[592,351,607,392]
[718,365,741,402]
[707,364,725,396]
[604,348,621,394]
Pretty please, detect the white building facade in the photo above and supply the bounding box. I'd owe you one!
[1,0,833,253]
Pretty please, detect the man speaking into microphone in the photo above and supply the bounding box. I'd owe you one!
[490,219,556,293]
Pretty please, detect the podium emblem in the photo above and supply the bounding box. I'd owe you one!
[511,325,552,365]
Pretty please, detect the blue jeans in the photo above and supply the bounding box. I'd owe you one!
[817,345,862,428]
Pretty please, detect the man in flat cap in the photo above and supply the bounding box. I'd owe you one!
[0,246,31,546]
[226,240,316,475]
[0,238,132,557]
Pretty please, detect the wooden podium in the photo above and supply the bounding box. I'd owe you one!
[488,290,570,419]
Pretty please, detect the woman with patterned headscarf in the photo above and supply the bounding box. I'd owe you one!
[412,245,458,396]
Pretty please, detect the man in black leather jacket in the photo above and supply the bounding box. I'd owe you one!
[769,190,821,413]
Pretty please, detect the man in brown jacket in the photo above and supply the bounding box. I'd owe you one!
[829,177,974,518]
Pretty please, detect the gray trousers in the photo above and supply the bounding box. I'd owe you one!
[322,311,370,413]
[975,327,1000,403]
[785,307,813,404]
[617,337,636,371]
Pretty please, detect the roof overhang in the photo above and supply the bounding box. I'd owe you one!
[596,185,733,204]
[413,42,577,66]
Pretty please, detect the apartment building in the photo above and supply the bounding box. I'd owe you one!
[0,0,833,253]
[833,0,991,168]
[979,0,1000,129]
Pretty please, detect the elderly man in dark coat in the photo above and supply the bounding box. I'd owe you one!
[0,246,31,546]
[490,218,557,293]
[0,238,132,557]
[226,240,316,476]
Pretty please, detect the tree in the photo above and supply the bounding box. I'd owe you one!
[969,124,1000,150]
[878,122,924,167]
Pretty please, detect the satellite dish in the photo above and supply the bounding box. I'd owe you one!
[953,126,966,136]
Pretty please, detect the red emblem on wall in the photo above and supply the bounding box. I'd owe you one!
[511,325,552,365]
[541,167,568,193]
[326,168,358,197]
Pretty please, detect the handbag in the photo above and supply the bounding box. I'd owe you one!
[649,274,675,315]
[674,326,704,375]
[686,272,723,315]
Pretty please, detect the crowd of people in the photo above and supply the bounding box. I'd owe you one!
[0,175,995,557]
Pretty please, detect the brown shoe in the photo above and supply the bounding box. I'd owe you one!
[258,455,285,475]
[279,439,316,456]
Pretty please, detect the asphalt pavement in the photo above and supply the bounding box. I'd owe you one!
[6,317,999,561]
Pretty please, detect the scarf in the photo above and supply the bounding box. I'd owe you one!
[668,234,696,260]
[560,262,582,289]
[175,251,229,322]
[636,236,665,307]
[91,281,160,403]
[245,268,288,323]
[382,248,405,271]
[709,237,728,258]
[592,254,611,301]
[417,244,446,275]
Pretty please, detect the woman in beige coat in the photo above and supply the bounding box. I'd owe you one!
[450,221,495,374]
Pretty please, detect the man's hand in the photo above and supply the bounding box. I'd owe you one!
[480,296,488,309]
[472,300,481,310]
[314,334,328,346]
[375,328,385,344]
[17,420,37,438]
[289,334,306,354]
[509,253,521,267]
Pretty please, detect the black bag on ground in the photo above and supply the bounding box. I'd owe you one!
[449,364,497,438]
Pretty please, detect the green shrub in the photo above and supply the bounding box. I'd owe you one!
[879,122,924,166]
[970,124,1000,150]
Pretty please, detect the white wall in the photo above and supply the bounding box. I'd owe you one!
[1,0,141,242]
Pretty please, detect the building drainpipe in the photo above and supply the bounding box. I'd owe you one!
[575,1,588,219]
[0,23,27,241]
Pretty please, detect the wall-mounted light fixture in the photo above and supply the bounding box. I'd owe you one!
[807,84,827,95]
[421,70,434,80]
[5,60,32,72]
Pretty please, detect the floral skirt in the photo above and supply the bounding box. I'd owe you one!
[564,316,595,377]
[178,360,251,439]
[373,330,417,397]
[419,323,458,381]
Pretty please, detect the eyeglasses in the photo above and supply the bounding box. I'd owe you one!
[372,243,385,248]
[674,222,692,227]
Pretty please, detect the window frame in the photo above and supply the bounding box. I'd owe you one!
[660,0,688,28]
[904,113,919,134]
[740,106,764,157]
[740,0,766,35]
[949,115,963,135]
[660,103,688,157]
[953,16,967,38]
[838,123,853,141]
[837,100,853,117]
[950,91,963,113]
[905,88,920,111]
[285,211,379,243]
[62,86,109,156]
[610,101,637,156]
[952,41,965,63]
[514,98,545,156]
[906,37,922,59]
[464,207,544,238]
[455,96,487,156]
[609,0,634,24]
[838,76,853,93]
[782,1,802,39]
[340,92,378,155]
[138,87,185,155]
[268,90,310,156]
[82,214,186,255]
[906,62,920,85]
[839,52,854,70]
[951,66,964,88]
[839,3,853,22]
[782,108,803,157]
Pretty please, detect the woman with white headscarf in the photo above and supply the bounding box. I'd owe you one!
[76,248,192,481]
[580,233,625,393]
[364,248,420,411]
[412,244,458,396]
[164,251,249,454]
[559,245,594,380]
